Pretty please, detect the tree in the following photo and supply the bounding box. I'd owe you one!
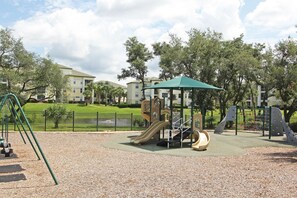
[249,44,275,106]
[152,34,184,79]
[153,29,223,113]
[101,82,112,105]
[215,35,262,120]
[44,104,72,128]
[83,82,94,105]
[112,86,126,104]
[271,37,297,122]
[185,29,223,114]
[118,37,153,100]
[0,28,66,104]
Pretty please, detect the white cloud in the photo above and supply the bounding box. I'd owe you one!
[245,0,297,28]
[245,0,297,42]
[12,0,245,85]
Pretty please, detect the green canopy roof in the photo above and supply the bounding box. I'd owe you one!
[145,76,223,90]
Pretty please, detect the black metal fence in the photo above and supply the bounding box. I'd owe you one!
[14,111,147,132]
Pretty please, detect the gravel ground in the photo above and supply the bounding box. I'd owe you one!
[1,132,297,198]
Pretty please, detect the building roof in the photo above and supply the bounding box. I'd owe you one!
[127,77,160,85]
[70,69,96,78]
[57,64,72,70]
[58,64,96,78]
[96,80,126,88]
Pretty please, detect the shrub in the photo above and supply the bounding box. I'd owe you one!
[44,104,72,128]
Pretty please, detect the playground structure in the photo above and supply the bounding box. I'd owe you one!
[133,96,210,150]
[0,93,58,185]
[131,76,223,150]
[214,106,297,143]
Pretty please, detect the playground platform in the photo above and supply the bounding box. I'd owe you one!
[102,130,296,157]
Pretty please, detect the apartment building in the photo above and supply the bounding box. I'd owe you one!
[126,77,191,106]
[59,65,96,103]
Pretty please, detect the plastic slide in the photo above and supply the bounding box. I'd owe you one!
[131,121,169,144]
[192,130,210,151]
[214,106,236,134]
[130,120,161,141]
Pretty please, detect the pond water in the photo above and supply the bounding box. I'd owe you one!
[78,118,132,127]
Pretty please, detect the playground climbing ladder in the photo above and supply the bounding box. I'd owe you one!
[0,93,58,185]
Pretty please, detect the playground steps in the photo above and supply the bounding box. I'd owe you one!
[157,130,192,147]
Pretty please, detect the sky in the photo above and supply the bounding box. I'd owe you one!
[0,0,296,86]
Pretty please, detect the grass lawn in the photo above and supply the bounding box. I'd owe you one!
[20,103,297,132]
[23,103,141,115]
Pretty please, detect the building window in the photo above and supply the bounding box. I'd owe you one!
[81,81,83,85]
[135,93,139,98]
[73,89,75,93]
[178,94,182,98]
[135,84,139,89]
[73,80,76,84]
[80,88,83,93]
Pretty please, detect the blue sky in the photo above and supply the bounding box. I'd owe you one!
[0,0,296,85]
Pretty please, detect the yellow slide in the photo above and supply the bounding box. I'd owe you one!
[130,120,161,141]
[131,121,169,144]
[192,130,210,151]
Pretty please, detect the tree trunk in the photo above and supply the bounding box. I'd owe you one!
[283,105,295,123]
[141,79,146,100]
[54,120,59,128]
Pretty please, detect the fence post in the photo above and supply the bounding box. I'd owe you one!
[262,107,265,136]
[131,113,133,131]
[96,112,99,132]
[114,112,117,131]
[44,110,47,131]
[235,106,238,135]
[72,111,75,132]
[269,106,272,139]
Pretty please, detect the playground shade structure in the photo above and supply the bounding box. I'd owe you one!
[131,121,169,144]
[143,76,223,149]
[192,130,210,151]
[145,76,223,90]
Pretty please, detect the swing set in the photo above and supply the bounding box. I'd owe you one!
[0,93,58,185]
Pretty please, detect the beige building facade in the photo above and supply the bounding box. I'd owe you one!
[126,77,191,106]
[59,65,96,103]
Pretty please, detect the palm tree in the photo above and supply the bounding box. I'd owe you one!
[113,87,125,104]
[83,82,94,105]
[94,82,105,103]
[102,82,112,105]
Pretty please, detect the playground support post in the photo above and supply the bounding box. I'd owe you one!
[149,96,152,125]
[130,113,133,131]
[96,112,99,131]
[8,99,41,160]
[4,93,58,185]
[190,88,194,146]
[44,110,47,131]
[114,112,117,131]
[72,111,75,132]
[6,102,26,144]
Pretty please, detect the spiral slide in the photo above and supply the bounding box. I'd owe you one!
[192,130,210,151]
[131,121,169,144]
